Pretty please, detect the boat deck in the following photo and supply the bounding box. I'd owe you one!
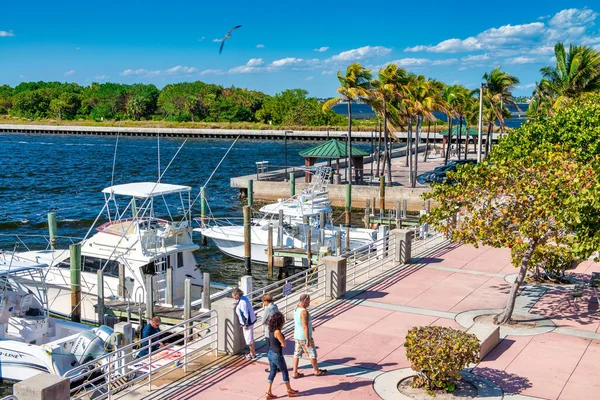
[98,300,209,326]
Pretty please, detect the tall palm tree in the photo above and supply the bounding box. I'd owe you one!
[530,43,600,116]
[369,64,408,187]
[323,63,373,184]
[452,86,475,160]
[482,67,519,155]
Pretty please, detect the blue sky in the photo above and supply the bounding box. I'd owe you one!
[1,1,599,97]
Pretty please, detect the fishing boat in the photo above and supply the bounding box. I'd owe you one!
[196,167,378,265]
[0,250,119,382]
[15,181,225,323]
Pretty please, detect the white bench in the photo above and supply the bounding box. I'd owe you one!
[467,322,500,360]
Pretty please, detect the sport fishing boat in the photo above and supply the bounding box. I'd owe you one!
[0,250,119,382]
[196,167,378,265]
[15,181,227,323]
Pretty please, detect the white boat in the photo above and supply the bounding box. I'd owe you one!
[14,181,226,323]
[196,167,378,265]
[0,251,119,382]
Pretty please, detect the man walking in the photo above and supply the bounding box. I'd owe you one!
[292,294,327,378]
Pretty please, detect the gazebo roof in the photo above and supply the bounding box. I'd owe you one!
[440,126,479,137]
[299,139,369,159]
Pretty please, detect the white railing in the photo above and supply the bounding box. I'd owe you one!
[246,264,326,340]
[344,234,396,286]
[411,230,447,257]
[68,310,218,400]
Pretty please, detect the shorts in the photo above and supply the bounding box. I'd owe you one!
[243,324,255,345]
[294,339,317,359]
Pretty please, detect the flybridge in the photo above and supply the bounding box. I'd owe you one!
[102,182,191,198]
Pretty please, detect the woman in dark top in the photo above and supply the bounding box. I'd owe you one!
[265,311,299,399]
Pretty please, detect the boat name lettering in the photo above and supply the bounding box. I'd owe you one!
[0,351,24,359]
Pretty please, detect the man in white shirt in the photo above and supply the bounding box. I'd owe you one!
[232,288,257,359]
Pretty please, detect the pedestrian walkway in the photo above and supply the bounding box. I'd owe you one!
[132,242,600,400]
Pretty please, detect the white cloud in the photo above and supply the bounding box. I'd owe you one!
[94,75,108,80]
[165,65,198,75]
[200,69,224,75]
[256,44,265,48]
[462,54,490,62]
[549,8,598,28]
[388,58,431,67]
[121,66,198,77]
[530,45,555,55]
[506,56,538,64]
[432,58,459,65]
[517,83,537,90]
[305,76,314,80]
[212,38,221,43]
[64,70,75,76]
[229,58,265,74]
[314,46,329,52]
[270,57,319,68]
[328,46,391,62]
[0,30,14,37]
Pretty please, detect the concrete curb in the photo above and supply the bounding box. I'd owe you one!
[455,309,556,337]
[373,367,503,399]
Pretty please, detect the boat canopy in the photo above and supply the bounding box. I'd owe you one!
[0,254,48,276]
[102,182,191,198]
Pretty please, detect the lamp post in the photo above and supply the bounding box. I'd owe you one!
[477,83,489,163]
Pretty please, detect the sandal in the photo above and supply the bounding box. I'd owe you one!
[315,369,327,376]
[287,390,299,397]
[292,372,304,379]
[265,392,277,399]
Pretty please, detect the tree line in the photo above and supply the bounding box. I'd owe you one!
[0,81,345,126]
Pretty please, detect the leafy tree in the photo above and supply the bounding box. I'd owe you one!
[322,63,373,184]
[81,83,129,120]
[0,85,13,114]
[11,90,52,119]
[424,94,600,324]
[126,84,159,120]
[49,92,81,120]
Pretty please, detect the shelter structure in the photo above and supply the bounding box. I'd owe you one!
[299,139,369,183]
[440,125,478,155]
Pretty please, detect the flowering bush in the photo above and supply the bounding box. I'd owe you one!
[404,326,479,395]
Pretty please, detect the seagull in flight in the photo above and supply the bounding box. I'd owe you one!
[219,25,242,54]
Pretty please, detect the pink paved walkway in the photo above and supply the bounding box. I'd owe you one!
[143,243,600,400]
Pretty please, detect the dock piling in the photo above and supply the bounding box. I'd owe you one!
[364,200,370,229]
[345,183,352,226]
[371,197,376,216]
[396,201,401,228]
[48,212,58,250]
[403,199,408,218]
[97,270,105,326]
[166,267,174,306]
[319,212,325,247]
[277,210,284,247]
[202,273,211,310]
[306,228,312,267]
[267,224,274,278]
[118,263,126,298]
[335,231,341,256]
[70,244,81,323]
[243,205,252,274]
[247,180,254,207]
[290,172,296,197]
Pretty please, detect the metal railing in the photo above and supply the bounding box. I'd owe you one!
[411,229,447,257]
[68,310,218,400]
[344,233,396,286]
[246,264,326,340]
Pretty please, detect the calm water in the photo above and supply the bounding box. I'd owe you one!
[0,132,378,287]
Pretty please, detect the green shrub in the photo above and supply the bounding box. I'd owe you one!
[404,326,479,395]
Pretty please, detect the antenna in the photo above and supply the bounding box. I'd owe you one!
[110,123,121,193]
[157,126,161,183]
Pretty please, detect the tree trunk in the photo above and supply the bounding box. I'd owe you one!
[347,100,353,185]
[444,116,453,165]
[413,116,422,188]
[384,101,392,187]
[464,122,470,159]
[376,122,382,177]
[408,118,414,187]
[485,122,493,157]
[405,123,409,167]
[494,240,538,324]
[423,121,431,162]
[457,117,463,161]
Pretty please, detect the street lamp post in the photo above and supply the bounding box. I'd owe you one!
[477,83,489,163]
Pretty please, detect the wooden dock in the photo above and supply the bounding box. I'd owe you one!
[97,300,209,326]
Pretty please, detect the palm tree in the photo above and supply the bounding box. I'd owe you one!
[530,43,600,116]
[441,85,460,165]
[452,86,475,160]
[369,64,408,187]
[482,67,519,155]
[323,63,373,184]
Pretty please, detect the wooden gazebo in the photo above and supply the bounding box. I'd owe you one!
[299,139,369,183]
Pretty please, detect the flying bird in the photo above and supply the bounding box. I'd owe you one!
[219,25,242,54]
